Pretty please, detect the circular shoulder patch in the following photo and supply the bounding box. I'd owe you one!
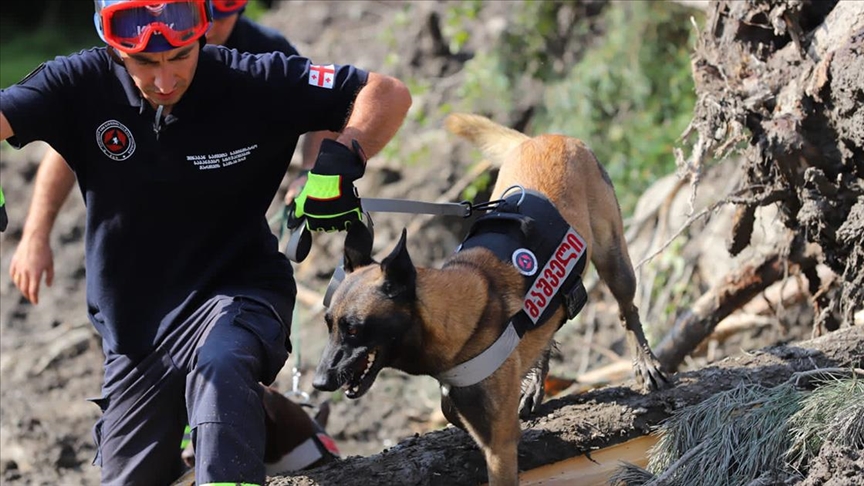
[96,120,136,161]
[512,248,538,276]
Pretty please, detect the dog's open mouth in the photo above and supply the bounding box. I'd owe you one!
[342,348,382,399]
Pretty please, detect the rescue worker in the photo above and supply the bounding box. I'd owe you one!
[9,0,329,305]
[0,1,412,485]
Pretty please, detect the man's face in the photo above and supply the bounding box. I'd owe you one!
[117,43,200,109]
[207,14,240,47]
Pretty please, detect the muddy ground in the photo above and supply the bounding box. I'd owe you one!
[1,1,861,485]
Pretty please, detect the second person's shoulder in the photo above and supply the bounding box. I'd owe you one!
[226,15,300,57]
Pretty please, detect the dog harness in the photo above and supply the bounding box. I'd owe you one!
[265,420,340,474]
[436,188,589,388]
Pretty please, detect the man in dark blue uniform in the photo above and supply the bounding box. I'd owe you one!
[9,0,329,306]
[0,1,412,485]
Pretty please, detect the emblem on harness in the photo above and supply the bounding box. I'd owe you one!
[96,120,136,161]
[512,248,538,276]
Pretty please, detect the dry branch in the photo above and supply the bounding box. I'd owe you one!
[267,327,864,486]
[653,247,820,371]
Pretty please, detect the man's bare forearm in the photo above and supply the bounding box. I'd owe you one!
[337,71,411,158]
[23,147,76,239]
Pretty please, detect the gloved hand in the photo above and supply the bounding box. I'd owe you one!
[0,186,8,232]
[293,139,366,232]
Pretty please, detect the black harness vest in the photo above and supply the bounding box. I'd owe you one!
[457,189,589,337]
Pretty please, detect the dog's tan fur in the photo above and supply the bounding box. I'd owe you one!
[313,113,668,486]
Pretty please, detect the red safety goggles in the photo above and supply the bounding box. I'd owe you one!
[212,0,248,16]
[99,0,211,53]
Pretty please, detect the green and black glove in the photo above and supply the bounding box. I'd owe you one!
[293,139,367,232]
[0,186,8,232]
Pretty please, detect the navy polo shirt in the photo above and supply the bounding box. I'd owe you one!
[0,45,368,355]
[227,15,299,56]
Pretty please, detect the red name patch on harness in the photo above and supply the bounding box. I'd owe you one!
[317,433,340,456]
[523,228,586,322]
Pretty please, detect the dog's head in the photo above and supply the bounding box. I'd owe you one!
[312,223,419,399]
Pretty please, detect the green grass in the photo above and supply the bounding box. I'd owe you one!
[0,23,99,89]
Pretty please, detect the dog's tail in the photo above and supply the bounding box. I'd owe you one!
[445,113,528,166]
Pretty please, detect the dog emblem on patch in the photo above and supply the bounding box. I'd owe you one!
[96,120,136,161]
[512,248,538,276]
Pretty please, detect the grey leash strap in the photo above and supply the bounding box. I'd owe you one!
[322,263,346,308]
[361,198,471,217]
[319,198,467,307]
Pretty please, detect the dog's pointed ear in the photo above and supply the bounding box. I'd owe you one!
[343,223,374,273]
[380,228,416,300]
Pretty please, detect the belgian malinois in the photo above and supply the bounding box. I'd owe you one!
[312,113,668,486]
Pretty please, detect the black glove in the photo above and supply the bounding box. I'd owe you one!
[293,139,366,232]
[0,186,7,232]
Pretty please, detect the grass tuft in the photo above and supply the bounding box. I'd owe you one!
[613,372,863,486]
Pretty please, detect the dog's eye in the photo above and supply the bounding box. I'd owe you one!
[339,317,361,339]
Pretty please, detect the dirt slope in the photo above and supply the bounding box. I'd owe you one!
[0,2,860,485]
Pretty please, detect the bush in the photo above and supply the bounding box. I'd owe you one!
[535,2,699,214]
[452,1,701,215]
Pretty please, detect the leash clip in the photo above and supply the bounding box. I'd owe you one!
[284,366,310,404]
[468,185,527,214]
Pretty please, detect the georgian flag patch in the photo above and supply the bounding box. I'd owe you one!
[309,64,335,89]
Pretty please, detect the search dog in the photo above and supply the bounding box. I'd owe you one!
[312,113,668,486]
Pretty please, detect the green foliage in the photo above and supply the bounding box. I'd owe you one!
[451,1,701,216]
[498,1,576,81]
[461,168,491,203]
[534,2,698,214]
[639,236,693,344]
[455,52,513,115]
[378,4,413,54]
[241,0,269,22]
[0,25,98,89]
[441,0,482,53]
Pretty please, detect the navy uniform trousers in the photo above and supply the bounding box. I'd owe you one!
[90,294,291,486]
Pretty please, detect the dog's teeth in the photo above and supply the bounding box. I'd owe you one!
[365,352,375,373]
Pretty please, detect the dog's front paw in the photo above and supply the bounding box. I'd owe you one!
[519,364,549,419]
[634,352,671,392]
[519,370,546,419]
